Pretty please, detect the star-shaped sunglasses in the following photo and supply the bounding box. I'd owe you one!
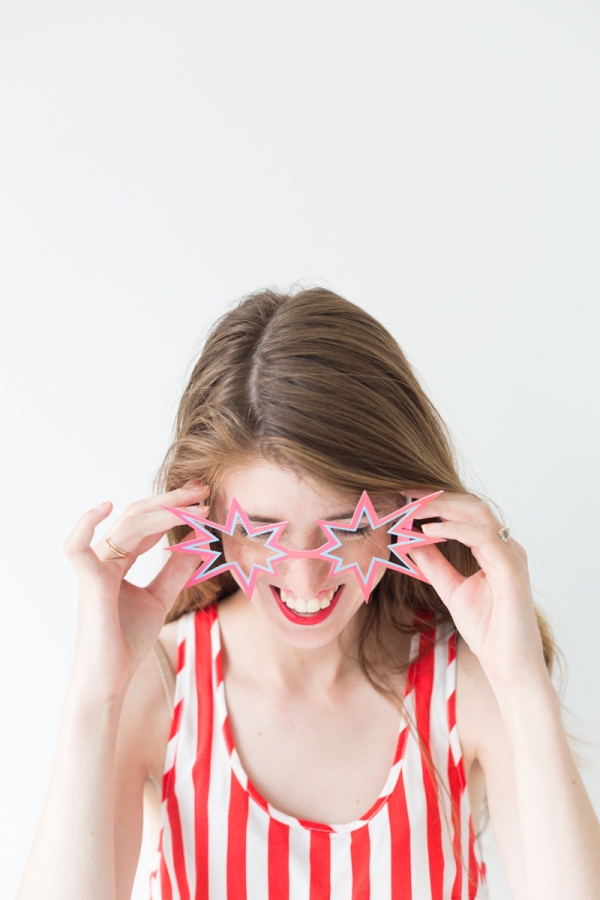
[163,491,445,600]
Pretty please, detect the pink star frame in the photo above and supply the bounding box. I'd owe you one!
[164,491,445,600]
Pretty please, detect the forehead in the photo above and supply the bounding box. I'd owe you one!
[216,460,349,519]
[215,460,397,522]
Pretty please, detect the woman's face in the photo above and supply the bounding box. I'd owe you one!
[211,460,399,648]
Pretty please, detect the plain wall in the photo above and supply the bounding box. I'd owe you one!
[1,2,599,898]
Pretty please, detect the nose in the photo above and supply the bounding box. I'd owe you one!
[278,555,332,599]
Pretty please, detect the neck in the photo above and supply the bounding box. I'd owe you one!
[218,590,368,696]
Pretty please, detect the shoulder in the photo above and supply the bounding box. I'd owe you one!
[156,618,179,678]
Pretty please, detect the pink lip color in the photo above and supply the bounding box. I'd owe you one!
[270,585,344,626]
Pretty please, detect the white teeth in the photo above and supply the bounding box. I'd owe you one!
[279,587,338,614]
[319,588,335,608]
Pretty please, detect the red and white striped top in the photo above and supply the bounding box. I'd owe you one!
[149,605,488,900]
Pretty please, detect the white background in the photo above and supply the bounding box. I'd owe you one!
[1,1,599,898]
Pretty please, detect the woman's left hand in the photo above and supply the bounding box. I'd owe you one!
[408,491,549,693]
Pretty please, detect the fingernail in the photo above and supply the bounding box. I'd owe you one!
[94,500,111,510]
[422,521,441,531]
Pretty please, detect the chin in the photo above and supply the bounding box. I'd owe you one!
[251,582,365,648]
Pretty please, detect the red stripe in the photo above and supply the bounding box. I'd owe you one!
[298,820,334,833]
[446,631,465,897]
[455,755,467,793]
[447,688,456,734]
[393,726,409,766]
[166,779,191,900]
[223,716,235,755]
[388,770,412,900]
[177,638,186,673]
[414,627,445,900]
[227,771,249,900]
[448,631,457,665]
[447,635,458,737]
[163,639,186,893]
[467,820,479,900]
[162,766,173,803]
[268,818,290,900]
[193,609,215,900]
[350,825,371,900]
[215,648,223,685]
[309,830,331,900]
[159,839,174,900]
[447,746,463,899]
[169,700,183,740]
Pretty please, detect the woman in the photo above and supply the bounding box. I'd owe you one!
[17,288,600,900]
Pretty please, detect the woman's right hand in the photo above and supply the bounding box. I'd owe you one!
[64,485,208,706]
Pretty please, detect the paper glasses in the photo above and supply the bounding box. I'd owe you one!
[164,491,445,600]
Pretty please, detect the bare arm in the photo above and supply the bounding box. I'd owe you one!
[17,694,128,900]
[489,674,600,899]
[458,634,600,900]
[414,490,600,900]
[16,487,206,900]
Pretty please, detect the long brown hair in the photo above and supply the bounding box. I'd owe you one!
[157,286,555,669]
[155,286,559,876]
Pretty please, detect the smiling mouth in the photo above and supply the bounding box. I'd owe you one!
[270,585,344,626]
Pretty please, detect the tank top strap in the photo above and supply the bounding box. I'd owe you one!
[175,602,219,738]
[393,611,484,899]
[403,611,466,783]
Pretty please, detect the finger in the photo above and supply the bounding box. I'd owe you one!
[95,505,209,562]
[100,486,209,554]
[404,489,486,520]
[511,539,528,565]
[406,488,481,506]
[103,485,210,531]
[421,520,516,574]
[119,485,210,520]
[64,501,114,577]
[414,495,503,530]
[408,542,468,603]
[145,550,202,611]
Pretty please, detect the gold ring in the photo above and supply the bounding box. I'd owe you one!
[105,536,129,558]
[497,526,510,543]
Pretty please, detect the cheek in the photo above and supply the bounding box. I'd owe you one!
[355,533,391,567]
[221,534,236,558]
[221,535,274,592]
[221,535,252,568]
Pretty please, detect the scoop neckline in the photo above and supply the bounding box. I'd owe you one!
[210,605,422,834]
